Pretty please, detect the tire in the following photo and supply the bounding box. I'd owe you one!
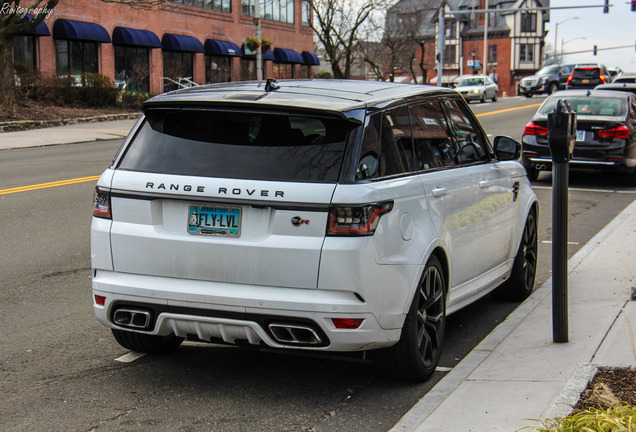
[492,91,497,102]
[548,82,559,95]
[492,208,538,301]
[524,165,540,181]
[112,329,184,354]
[524,93,533,98]
[480,93,486,103]
[372,255,446,382]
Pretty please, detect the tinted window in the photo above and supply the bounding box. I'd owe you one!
[539,97,626,117]
[573,68,601,79]
[410,101,457,170]
[356,106,414,179]
[443,99,490,164]
[118,109,350,182]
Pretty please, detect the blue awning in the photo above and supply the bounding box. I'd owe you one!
[19,14,51,36]
[113,27,161,48]
[162,33,204,53]
[53,19,111,43]
[205,39,241,57]
[241,45,275,60]
[301,51,320,66]
[273,48,304,64]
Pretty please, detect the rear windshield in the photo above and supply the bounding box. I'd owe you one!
[117,109,351,182]
[539,97,626,117]
[572,68,601,79]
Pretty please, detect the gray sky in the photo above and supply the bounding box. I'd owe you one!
[547,0,636,71]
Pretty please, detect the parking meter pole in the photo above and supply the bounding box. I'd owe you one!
[552,161,569,343]
[547,100,576,344]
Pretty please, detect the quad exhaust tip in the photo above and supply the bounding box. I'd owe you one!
[113,308,151,330]
[268,323,323,346]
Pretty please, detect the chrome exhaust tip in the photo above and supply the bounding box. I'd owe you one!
[113,308,151,330]
[268,323,323,345]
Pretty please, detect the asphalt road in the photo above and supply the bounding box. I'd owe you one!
[1,96,634,432]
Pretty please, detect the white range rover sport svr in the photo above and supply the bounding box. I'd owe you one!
[91,79,538,382]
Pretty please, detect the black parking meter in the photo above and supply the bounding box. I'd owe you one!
[547,99,577,344]
[548,99,576,163]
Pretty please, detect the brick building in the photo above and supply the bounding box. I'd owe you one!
[13,0,319,94]
[385,0,549,97]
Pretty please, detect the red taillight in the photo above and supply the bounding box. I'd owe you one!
[331,318,364,329]
[598,125,630,140]
[523,122,548,137]
[327,201,393,236]
[600,75,606,84]
[94,295,106,306]
[93,187,111,219]
[567,74,573,84]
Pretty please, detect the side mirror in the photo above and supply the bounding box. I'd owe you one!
[493,136,521,161]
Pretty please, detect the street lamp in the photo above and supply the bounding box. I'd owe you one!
[472,49,477,75]
[561,37,586,59]
[553,17,579,59]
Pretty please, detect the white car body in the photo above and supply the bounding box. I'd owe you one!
[91,80,537,381]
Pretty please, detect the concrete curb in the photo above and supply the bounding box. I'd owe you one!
[0,113,141,133]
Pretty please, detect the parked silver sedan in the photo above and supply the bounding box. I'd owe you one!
[455,75,499,103]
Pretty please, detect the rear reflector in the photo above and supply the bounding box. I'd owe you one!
[94,295,106,306]
[331,318,364,329]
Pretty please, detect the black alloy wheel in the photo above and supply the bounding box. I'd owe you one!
[493,208,538,301]
[373,255,446,382]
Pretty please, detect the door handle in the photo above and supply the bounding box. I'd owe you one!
[479,180,492,189]
[432,187,448,197]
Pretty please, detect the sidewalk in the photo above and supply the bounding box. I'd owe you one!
[393,199,636,432]
[0,118,139,150]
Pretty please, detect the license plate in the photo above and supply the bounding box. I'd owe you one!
[582,79,589,84]
[188,205,241,237]
[576,130,585,141]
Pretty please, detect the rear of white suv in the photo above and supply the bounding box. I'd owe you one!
[92,80,538,381]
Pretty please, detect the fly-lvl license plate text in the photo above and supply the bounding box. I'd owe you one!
[188,205,241,237]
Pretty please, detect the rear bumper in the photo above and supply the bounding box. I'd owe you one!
[92,270,403,352]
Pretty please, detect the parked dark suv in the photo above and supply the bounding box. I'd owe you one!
[519,64,576,97]
[566,65,611,90]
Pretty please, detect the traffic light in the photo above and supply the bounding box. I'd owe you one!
[593,45,597,56]
[604,0,609,13]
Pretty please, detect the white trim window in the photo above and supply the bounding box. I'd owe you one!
[519,43,535,63]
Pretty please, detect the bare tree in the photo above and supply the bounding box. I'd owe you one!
[308,0,393,79]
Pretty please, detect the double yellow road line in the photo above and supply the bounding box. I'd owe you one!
[0,175,101,195]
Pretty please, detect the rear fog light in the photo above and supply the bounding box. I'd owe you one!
[94,295,106,306]
[332,318,364,329]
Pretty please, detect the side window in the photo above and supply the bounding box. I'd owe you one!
[410,101,457,170]
[443,99,491,164]
[356,106,415,179]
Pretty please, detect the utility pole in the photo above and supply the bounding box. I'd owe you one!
[483,0,488,76]
[436,7,445,87]
[255,0,263,81]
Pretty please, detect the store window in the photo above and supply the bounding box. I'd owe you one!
[163,51,194,92]
[206,55,232,83]
[242,0,294,24]
[55,39,98,79]
[13,35,36,72]
[273,63,293,79]
[114,46,150,93]
[240,59,256,80]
